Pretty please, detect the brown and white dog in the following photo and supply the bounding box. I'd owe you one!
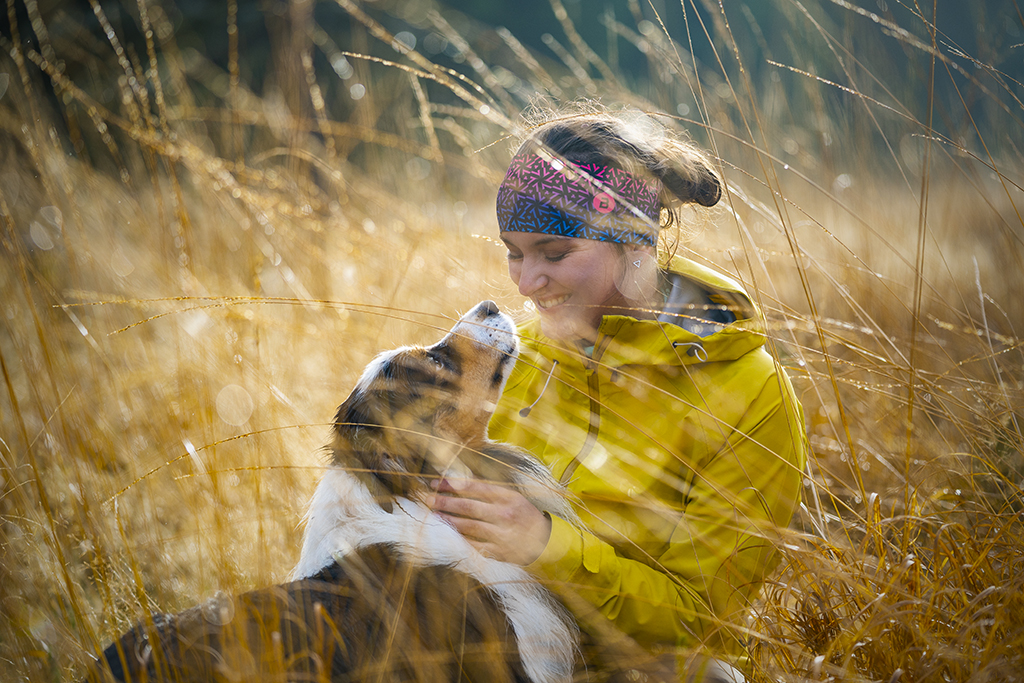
[291,299,579,683]
[84,301,579,683]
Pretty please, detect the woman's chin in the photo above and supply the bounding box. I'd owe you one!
[537,313,572,341]
[538,313,594,343]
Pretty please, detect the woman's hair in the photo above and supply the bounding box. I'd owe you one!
[514,108,722,233]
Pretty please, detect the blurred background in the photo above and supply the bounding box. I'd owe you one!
[2,1,1023,680]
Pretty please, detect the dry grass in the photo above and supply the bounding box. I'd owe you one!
[1,0,1022,681]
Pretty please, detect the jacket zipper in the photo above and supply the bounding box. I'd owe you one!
[559,334,614,484]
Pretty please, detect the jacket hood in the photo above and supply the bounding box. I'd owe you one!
[513,255,766,370]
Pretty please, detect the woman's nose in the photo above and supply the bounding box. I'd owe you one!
[516,258,548,297]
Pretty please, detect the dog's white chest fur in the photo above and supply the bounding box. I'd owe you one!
[293,468,577,683]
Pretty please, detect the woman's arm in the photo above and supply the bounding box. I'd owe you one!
[428,475,709,643]
[445,374,807,650]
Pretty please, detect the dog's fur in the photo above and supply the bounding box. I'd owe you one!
[83,301,581,683]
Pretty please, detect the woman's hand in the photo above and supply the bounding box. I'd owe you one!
[426,478,552,566]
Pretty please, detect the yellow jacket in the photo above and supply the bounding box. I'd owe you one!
[489,256,808,654]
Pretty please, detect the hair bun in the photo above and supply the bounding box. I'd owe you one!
[520,107,723,220]
[655,160,722,208]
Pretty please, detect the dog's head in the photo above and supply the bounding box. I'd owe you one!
[330,300,520,506]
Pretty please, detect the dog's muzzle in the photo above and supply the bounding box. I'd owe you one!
[454,300,519,360]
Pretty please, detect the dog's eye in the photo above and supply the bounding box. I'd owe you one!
[423,344,461,376]
[425,350,448,370]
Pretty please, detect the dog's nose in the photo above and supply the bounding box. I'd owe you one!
[481,300,499,316]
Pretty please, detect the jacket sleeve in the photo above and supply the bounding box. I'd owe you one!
[526,370,808,650]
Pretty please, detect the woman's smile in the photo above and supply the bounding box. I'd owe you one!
[501,231,631,341]
[536,294,571,310]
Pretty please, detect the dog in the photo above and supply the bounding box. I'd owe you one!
[83,301,580,683]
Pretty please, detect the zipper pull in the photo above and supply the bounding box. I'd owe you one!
[519,359,559,418]
[673,341,708,362]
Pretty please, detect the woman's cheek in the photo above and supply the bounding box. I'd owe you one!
[507,260,522,285]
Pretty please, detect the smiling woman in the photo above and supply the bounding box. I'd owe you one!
[429,108,809,681]
[502,232,641,341]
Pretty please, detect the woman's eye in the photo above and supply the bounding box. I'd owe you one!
[506,251,523,261]
[545,252,569,263]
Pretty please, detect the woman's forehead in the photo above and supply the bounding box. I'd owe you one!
[500,232,577,249]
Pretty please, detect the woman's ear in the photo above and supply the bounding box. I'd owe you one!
[616,247,659,305]
[624,247,654,269]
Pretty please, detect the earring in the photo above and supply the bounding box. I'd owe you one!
[618,251,657,302]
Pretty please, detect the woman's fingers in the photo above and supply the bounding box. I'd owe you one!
[436,512,489,541]
[429,490,488,520]
[435,477,503,500]
[427,480,552,565]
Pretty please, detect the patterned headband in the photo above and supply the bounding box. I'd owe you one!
[495,148,663,247]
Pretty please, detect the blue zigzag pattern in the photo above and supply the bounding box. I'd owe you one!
[495,152,662,246]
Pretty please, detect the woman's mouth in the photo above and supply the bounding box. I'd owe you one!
[536,294,571,310]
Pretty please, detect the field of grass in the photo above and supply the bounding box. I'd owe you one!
[1,0,1022,681]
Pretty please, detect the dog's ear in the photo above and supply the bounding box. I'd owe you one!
[330,390,398,511]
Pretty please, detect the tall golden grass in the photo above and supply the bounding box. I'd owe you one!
[0,0,1021,681]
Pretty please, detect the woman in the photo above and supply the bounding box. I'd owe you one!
[429,110,808,677]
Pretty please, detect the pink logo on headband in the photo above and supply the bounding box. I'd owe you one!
[593,193,615,213]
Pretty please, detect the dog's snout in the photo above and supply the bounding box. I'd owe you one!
[452,301,517,365]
